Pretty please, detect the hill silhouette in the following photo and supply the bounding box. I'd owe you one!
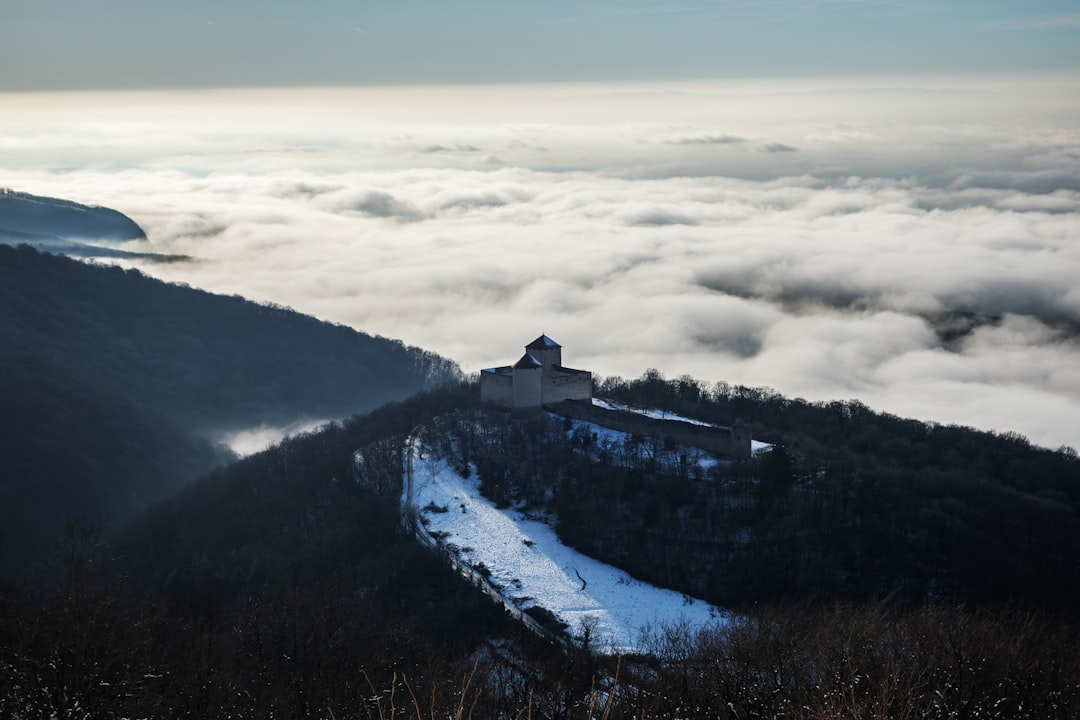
[0,189,188,260]
[0,244,460,579]
[0,188,145,241]
[88,380,1079,716]
[117,373,1080,620]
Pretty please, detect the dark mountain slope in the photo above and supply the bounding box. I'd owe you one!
[0,244,460,579]
[120,370,1080,618]
[0,244,459,431]
[98,382,1080,716]
[4,394,1077,717]
[0,351,226,579]
[117,381,479,612]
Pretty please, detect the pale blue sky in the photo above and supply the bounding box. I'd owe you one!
[2,0,1078,90]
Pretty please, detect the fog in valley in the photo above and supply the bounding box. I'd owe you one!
[4,77,1078,449]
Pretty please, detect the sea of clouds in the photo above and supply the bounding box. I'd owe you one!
[3,77,1078,449]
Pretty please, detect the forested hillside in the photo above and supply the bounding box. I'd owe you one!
[1,381,1076,718]
[446,373,1080,615]
[0,244,460,579]
[0,244,459,431]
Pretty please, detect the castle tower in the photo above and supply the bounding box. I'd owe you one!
[511,353,543,408]
[731,418,752,459]
[525,334,562,377]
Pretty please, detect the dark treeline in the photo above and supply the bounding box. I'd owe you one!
[4,537,1077,719]
[0,524,556,719]
[0,244,459,579]
[596,371,1080,613]
[624,601,1079,719]
[2,381,1079,716]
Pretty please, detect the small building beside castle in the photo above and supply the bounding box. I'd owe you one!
[480,335,593,410]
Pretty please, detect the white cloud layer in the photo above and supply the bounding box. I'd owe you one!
[3,78,1079,449]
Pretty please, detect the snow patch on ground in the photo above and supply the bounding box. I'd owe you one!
[591,398,715,427]
[590,397,774,460]
[565,414,723,471]
[409,442,728,654]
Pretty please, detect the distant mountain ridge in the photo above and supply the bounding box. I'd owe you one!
[0,243,461,579]
[0,188,146,241]
[0,189,191,260]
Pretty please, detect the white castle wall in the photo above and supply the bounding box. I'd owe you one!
[480,371,514,406]
[512,365,543,407]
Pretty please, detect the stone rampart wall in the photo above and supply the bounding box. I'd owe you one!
[548,400,750,459]
[543,373,593,404]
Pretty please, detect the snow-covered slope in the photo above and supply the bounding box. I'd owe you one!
[408,436,728,654]
[592,398,715,426]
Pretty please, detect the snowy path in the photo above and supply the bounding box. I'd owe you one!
[408,441,727,654]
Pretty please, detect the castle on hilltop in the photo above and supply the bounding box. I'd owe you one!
[480,334,752,458]
[480,335,593,410]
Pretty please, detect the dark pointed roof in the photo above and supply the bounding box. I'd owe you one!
[526,334,561,350]
[513,353,543,369]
